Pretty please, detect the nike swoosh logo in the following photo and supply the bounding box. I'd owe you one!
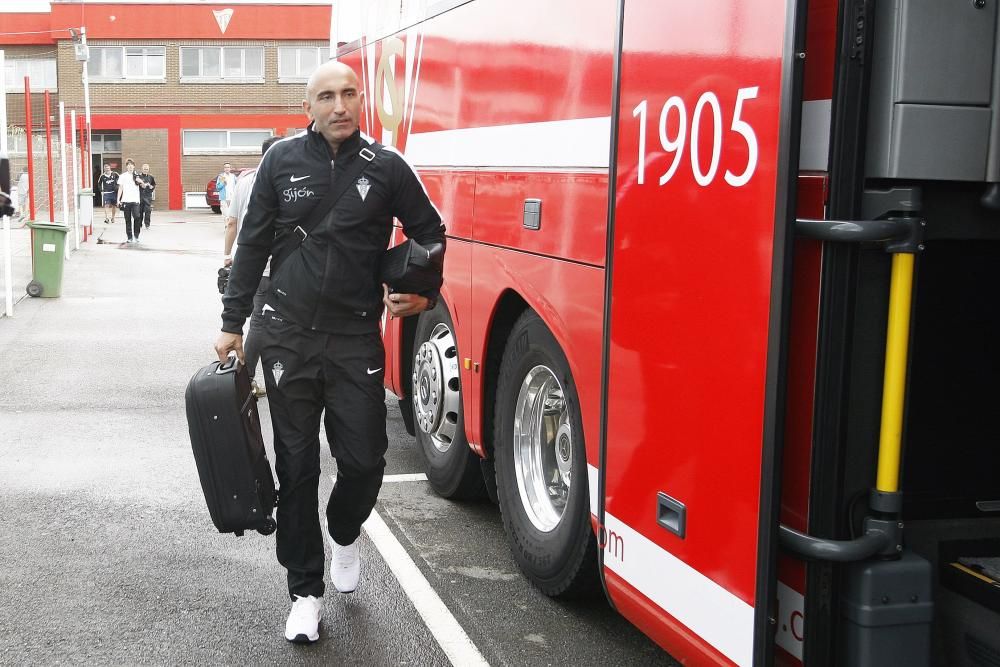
[366,367,382,375]
[289,175,310,182]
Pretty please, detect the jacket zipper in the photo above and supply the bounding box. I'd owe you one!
[309,157,337,331]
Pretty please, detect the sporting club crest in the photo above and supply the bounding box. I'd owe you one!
[271,361,284,385]
[356,176,371,202]
[213,9,234,35]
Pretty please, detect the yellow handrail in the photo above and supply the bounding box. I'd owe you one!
[875,252,915,493]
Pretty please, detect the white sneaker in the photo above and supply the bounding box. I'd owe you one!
[331,539,360,593]
[284,595,322,643]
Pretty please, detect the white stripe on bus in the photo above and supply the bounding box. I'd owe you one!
[588,464,754,667]
[404,101,831,174]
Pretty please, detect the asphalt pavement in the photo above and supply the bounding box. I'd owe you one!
[0,210,675,666]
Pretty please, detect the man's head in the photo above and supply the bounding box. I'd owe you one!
[125,159,135,172]
[303,60,363,152]
[141,164,150,174]
[261,136,280,155]
[223,163,231,173]
[103,164,111,173]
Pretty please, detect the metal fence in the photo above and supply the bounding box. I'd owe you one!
[2,125,90,317]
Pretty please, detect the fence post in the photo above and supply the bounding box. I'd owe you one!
[71,110,80,248]
[24,77,35,222]
[44,91,54,223]
[59,102,69,260]
[1,50,13,317]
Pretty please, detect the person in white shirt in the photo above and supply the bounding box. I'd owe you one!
[117,159,142,243]
[223,137,280,378]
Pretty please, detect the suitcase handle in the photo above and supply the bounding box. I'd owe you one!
[216,354,240,374]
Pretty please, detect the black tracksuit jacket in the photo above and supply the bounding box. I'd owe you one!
[221,126,445,335]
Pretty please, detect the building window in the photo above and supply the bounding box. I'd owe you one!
[4,58,57,92]
[278,47,325,81]
[180,47,264,82]
[88,46,165,80]
[183,129,273,155]
[91,132,122,154]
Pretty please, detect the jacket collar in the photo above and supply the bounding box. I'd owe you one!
[307,122,362,159]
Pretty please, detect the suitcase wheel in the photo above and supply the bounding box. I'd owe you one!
[257,517,277,536]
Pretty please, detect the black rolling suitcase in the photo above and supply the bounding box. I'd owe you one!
[185,357,277,537]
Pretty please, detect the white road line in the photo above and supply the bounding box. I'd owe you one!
[362,510,489,667]
[381,473,429,483]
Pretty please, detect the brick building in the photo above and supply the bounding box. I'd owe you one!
[2,1,331,210]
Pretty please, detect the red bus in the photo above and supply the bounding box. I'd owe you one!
[334,1,1000,664]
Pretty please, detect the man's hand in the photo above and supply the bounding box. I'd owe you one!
[383,283,429,318]
[214,331,245,364]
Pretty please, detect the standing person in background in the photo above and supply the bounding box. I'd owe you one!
[117,159,142,244]
[223,137,281,381]
[216,162,236,220]
[135,164,156,230]
[98,164,119,224]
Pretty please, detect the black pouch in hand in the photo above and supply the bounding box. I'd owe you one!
[379,239,444,294]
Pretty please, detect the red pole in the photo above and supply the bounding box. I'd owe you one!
[24,77,36,221]
[79,126,87,189]
[85,128,91,190]
[80,124,91,188]
[44,91,55,223]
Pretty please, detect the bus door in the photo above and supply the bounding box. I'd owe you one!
[599,0,805,664]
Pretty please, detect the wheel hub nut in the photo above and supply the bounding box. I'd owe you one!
[558,434,571,461]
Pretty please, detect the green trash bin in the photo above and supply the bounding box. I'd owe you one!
[26,222,70,298]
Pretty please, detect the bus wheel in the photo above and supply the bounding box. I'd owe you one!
[412,302,485,499]
[494,310,597,598]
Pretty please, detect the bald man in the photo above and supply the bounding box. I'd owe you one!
[215,60,445,644]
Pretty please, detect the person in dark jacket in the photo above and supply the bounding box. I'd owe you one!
[214,60,444,645]
[135,164,156,229]
[97,164,119,224]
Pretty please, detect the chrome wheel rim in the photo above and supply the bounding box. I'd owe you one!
[513,365,572,533]
[412,322,461,453]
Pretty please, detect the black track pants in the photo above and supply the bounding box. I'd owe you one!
[257,312,388,599]
[138,198,153,227]
[123,202,140,240]
[241,276,270,378]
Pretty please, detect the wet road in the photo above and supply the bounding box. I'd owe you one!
[0,214,676,665]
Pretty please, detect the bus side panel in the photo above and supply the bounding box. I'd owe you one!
[418,170,476,242]
[407,0,616,136]
[473,172,608,267]
[468,244,604,464]
[604,0,800,661]
[605,570,733,666]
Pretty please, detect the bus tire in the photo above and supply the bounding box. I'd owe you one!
[494,310,598,598]
[411,302,485,499]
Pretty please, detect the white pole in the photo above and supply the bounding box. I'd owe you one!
[71,110,79,250]
[1,49,13,318]
[59,102,69,261]
[0,50,7,155]
[1,211,10,318]
[81,28,92,190]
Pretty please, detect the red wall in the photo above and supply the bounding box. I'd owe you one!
[0,13,53,44]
